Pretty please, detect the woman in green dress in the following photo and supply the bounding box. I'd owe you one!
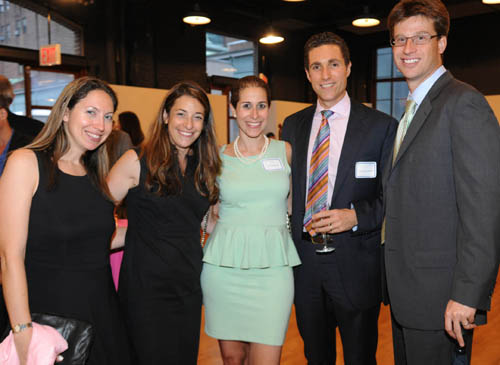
[201,76,301,365]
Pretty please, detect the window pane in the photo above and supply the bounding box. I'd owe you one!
[0,60,26,116]
[393,81,409,99]
[376,82,391,100]
[376,47,392,79]
[376,100,391,116]
[0,2,82,55]
[31,108,50,123]
[30,70,74,107]
[206,32,256,78]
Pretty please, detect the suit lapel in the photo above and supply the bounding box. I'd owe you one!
[391,71,453,171]
[332,101,367,206]
[296,106,315,211]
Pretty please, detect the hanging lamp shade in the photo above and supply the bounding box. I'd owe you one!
[352,6,380,27]
[259,27,284,44]
[183,3,211,25]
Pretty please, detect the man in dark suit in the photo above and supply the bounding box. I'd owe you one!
[0,75,44,141]
[383,1,500,364]
[281,32,397,365]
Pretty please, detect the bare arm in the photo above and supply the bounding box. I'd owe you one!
[0,149,38,364]
[106,149,141,204]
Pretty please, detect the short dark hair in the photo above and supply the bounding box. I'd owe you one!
[387,0,450,38]
[304,32,350,70]
[230,76,271,108]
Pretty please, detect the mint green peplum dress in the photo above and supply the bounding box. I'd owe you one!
[201,139,301,346]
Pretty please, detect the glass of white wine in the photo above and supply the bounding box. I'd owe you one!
[311,203,335,253]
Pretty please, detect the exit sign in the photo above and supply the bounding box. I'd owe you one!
[39,44,61,66]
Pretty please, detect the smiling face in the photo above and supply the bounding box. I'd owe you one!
[305,44,351,109]
[233,86,269,140]
[164,95,205,155]
[392,15,447,92]
[63,89,114,155]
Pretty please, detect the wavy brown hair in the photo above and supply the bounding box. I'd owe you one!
[143,81,221,204]
[27,76,118,196]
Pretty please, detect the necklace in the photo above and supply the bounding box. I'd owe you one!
[233,135,269,164]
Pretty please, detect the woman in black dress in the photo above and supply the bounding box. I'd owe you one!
[107,81,221,364]
[0,77,131,365]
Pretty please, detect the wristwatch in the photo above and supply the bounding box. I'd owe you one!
[12,322,32,333]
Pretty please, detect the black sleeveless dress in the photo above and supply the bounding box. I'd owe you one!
[22,151,131,364]
[118,153,209,364]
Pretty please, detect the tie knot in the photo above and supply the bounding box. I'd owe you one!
[321,110,334,120]
[404,99,416,115]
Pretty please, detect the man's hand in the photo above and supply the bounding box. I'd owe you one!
[311,208,357,234]
[445,300,476,347]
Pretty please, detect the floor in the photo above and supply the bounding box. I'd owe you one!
[198,272,500,364]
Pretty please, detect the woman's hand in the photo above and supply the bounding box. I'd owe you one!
[13,327,33,365]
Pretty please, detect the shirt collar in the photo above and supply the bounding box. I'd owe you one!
[314,92,350,118]
[409,65,446,106]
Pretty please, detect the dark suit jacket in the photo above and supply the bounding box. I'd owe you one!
[383,71,500,330]
[7,110,44,141]
[282,100,397,310]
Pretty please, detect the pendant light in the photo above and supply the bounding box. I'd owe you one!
[352,6,380,28]
[259,26,284,45]
[183,3,211,26]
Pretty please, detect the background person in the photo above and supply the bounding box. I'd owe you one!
[0,75,44,141]
[107,81,221,365]
[383,1,500,364]
[0,76,131,365]
[201,76,300,365]
[118,111,144,147]
[281,32,397,365]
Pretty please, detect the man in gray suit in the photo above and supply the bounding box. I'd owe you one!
[383,0,500,364]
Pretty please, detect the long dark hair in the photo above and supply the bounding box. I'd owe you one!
[143,81,221,204]
[27,76,118,195]
[118,111,144,146]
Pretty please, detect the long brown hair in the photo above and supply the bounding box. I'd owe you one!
[27,76,118,195]
[143,81,220,204]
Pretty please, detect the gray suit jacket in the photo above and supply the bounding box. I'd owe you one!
[383,71,500,330]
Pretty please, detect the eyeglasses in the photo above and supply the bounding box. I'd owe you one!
[390,33,439,47]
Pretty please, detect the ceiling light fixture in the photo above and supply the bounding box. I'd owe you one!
[183,3,211,26]
[482,0,500,3]
[352,6,380,28]
[259,27,284,45]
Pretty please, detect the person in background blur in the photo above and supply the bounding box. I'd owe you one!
[0,75,44,141]
[118,111,144,147]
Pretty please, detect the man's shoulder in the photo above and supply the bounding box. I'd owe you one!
[284,104,315,122]
[350,100,397,125]
[8,110,44,136]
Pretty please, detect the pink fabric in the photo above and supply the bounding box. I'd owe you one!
[0,322,68,365]
[110,219,127,291]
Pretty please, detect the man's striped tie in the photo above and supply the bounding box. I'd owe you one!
[303,110,333,233]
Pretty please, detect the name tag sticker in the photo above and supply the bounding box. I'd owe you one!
[355,161,377,178]
[262,158,284,171]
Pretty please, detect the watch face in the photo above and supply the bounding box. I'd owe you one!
[13,324,21,332]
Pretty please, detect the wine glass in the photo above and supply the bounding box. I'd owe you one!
[310,203,335,253]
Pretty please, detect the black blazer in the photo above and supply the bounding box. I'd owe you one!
[7,110,44,141]
[383,71,500,330]
[282,100,397,310]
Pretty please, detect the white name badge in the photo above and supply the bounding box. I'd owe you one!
[355,161,377,178]
[262,158,284,171]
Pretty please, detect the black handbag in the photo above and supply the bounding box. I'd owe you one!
[2,312,94,365]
